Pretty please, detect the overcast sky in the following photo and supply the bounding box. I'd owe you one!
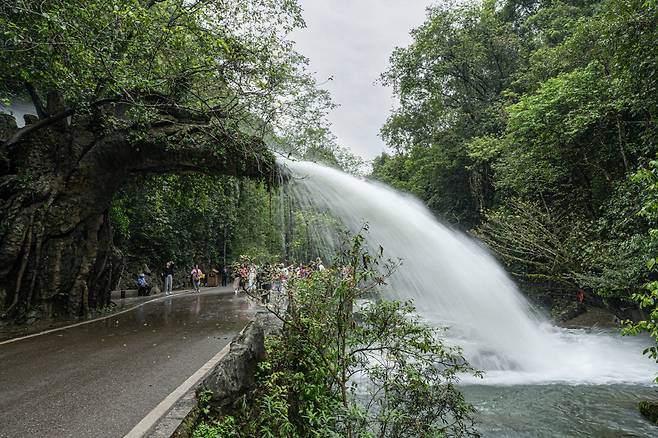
[291,1,433,160]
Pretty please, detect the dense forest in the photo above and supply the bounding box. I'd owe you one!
[372,0,658,315]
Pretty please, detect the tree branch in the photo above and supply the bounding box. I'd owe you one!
[3,108,75,149]
[24,82,48,119]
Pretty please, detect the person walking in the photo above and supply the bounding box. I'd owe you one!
[238,265,248,293]
[191,265,203,293]
[247,265,257,292]
[221,265,228,287]
[163,261,174,295]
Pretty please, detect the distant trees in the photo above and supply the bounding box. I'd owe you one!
[110,175,273,271]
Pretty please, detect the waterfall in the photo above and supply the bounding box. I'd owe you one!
[281,158,658,385]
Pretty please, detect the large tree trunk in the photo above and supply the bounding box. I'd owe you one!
[0,112,274,322]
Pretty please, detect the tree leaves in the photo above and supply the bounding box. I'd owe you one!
[374,0,658,305]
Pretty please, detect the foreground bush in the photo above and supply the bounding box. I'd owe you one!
[194,229,480,437]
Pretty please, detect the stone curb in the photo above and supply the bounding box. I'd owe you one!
[146,386,202,438]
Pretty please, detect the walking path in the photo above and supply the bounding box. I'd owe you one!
[0,287,258,438]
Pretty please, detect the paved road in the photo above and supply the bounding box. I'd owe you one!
[0,287,258,438]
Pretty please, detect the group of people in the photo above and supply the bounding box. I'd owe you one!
[134,258,326,298]
[230,258,327,301]
[133,261,230,296]
[230,263,281,303]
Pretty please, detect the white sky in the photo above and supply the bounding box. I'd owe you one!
[291,0,433,160]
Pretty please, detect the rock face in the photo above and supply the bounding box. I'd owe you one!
[1,110,274,323]
[198,320,266,412]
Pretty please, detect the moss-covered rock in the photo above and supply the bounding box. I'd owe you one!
[198,320,265,413]
[551,299,586,322]
[639,400,658,425]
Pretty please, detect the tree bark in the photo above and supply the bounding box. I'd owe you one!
[0,112,275,322]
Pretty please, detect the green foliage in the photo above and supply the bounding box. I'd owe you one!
[623,156,658,379]
[349,299,479,437]
[0,0,349,166]
[374,0,658,308]
[0,0,302,111]
[110,171,344,276]
[194,231,479,437]
[193,416,239,438]
[376,0,530,226]
[111,173,286,268]
[502,65,621,207]
[638,400,658,425]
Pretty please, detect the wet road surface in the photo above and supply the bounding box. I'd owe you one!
[0,287,259,438]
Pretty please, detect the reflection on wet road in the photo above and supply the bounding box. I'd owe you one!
[0,287,259,438]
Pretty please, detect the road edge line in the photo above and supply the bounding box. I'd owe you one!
[123,340,234,438]
[0,291,191,346]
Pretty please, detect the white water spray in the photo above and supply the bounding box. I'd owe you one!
[282,159,657,385]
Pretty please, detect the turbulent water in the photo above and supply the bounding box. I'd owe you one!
[463,384,658,437]
[281,159,658,386]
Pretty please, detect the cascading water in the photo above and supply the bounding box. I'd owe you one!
[281,158,658,385]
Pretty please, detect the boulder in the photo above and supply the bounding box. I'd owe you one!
[0,113,17,140]
[552,300,586,322]
[197,320,266,413]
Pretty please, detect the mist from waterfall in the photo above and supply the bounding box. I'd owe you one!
[280,158,658,385]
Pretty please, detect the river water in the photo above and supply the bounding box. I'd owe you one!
[464,384,658,437]
[281,159,658,437]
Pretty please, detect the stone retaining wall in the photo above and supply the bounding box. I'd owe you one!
[169,319,267,438]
